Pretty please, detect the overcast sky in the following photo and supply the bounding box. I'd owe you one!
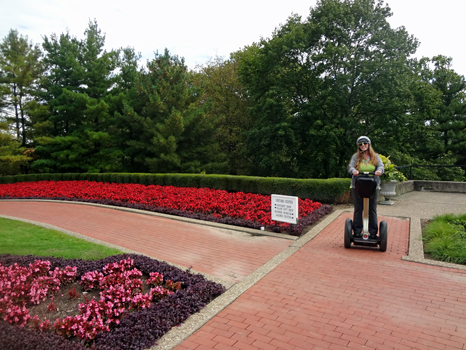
[1,0,465,77]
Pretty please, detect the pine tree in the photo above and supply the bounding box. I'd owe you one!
[124,49,223,173]
[32,21,121,173]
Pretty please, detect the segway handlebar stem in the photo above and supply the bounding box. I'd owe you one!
[358,172,375,176]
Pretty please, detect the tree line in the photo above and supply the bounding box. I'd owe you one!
[1,0,465,181]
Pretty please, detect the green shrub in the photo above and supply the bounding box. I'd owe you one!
[198,175,227,190]
[137,174,150,185]
[0,175,14,184]
[122,173,133,183]
[224,175,242,193]
[256,177,278,195]
[110,173,119,183]
[102,173,113,183]
[35,173,51,182]
[130,173,141,184]
[424,214,466,265]
[52,174,62,181]
[167,174,189,187]
[91,173,101,182]
[239,176,261,194]
[14,175,29,183]
[390,150,466,182]
[179,174,201,188]
[61,173,72,181]
[150,174,166,186]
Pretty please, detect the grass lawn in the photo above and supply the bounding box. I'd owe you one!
[423,213,466,265]
[0,217,124,260]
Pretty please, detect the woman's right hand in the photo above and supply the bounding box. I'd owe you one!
[352,170,359,176]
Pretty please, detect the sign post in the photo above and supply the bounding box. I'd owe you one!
[271,194,298,224]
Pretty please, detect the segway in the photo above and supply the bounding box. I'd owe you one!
[344,172,387,252]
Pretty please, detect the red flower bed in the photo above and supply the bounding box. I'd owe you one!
[0,181,333,236]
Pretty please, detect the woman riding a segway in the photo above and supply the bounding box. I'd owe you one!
[348,136,384,240]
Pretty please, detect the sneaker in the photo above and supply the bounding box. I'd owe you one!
[369,233,377,239]
[353,232,362,238]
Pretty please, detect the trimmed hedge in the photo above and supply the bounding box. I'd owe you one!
[0,173,351,204]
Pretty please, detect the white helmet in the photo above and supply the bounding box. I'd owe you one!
[356,136,371,145]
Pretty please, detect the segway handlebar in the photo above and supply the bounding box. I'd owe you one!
[356,170,381,176]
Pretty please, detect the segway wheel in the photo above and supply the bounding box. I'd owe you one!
[379,220,388,252]
[344,218,353,249]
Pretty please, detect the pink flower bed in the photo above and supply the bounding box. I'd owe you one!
[0,253,224,349]
[0,258,179,342]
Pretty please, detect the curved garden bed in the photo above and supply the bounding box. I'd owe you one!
[0,253,225,350]
[0,180,333,236]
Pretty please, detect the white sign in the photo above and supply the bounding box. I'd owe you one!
[271,194,298,224]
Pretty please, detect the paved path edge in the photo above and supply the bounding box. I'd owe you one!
[402,215,466,271]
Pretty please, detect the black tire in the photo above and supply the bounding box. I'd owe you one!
[379,220,388,252]
[344,218,353,249]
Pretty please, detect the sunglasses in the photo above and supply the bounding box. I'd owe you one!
[358,142,369,146]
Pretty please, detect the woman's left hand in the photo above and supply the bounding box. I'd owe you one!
[375,170,382,176]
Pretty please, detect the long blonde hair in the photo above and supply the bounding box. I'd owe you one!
[353,145,378,171]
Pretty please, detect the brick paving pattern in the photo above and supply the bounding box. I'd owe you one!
[176,213,466,350]
[0,201,291,284]
[2,201,466,349]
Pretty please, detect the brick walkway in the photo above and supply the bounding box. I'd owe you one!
[0,201,291,284]
[176,213,466,350]
[2,201,466,349]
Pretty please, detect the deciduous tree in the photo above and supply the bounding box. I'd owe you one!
[193,56,252,174]
[0,120,32,175]
[0,29,43,146]
[238,0,419,178]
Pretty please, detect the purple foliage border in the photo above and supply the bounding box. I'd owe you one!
[0,253,225,350]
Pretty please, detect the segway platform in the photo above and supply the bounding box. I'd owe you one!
[353,235,379,247]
